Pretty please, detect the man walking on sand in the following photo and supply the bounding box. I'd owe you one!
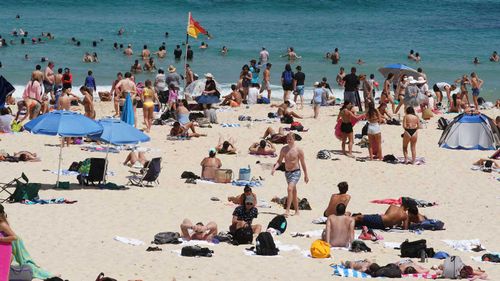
[272,133,309,217]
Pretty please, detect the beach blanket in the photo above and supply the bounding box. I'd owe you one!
[397,157,426,165]
[167,136,192,141]
[442,239,482,252]
[312,216,327,224]
[232,180,262,187]
[114,236,145,246]
[243,249,282,257]
[221,123,241,128]
[249,152,277,158]
[49,169,115,176]
[81,146,120,153]
[331,264,372,278]
[384,242,401,249]
[22,198,77,205]
[402,273,438,279]
[11,237,53,279]
[370,197,437,207]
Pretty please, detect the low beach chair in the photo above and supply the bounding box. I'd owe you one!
[0,173,29,203]
[80,158,106,186]
[128,157,162,187]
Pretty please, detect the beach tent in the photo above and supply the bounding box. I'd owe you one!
[438,113,500,150]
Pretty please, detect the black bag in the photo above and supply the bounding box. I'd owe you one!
[267,215,287,234]
[438,117,449,130]
[268,112,277,118]
[350,240,372,253]
[374,263,402,278]
[153,232,181,244]
[280,115,294,124]
[180,171,200,179]
[400,239,427,258]
[68,161,81,172]
[9,265,33,281]
[383,154,398,164]
[95,272,117,281]
[189,112,204,121]
[181,245,213,257]
[361,122,368,136]
[161,109,175,120]
[233,226,253,245]
[298,198,311,210]
[255,232,279,256]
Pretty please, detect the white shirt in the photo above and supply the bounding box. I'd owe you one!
[259,50,269,62]
[436,82,450,91]
[155,74,167,92]
[247,87,259,104]
[0,114,13,133]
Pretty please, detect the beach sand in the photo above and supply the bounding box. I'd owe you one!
[1,102,499,280]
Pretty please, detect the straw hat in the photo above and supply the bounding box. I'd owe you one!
[417,77,427,84]
[313,81,320,87]
[204,73,214,79]
[168,65,176,73]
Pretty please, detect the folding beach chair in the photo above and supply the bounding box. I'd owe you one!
[0,173,29,203]
[128,157,162,187]
[80,158,106,186]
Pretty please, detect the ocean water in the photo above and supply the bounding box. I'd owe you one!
[1,0,499,100]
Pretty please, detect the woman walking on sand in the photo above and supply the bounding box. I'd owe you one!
[402,107,419,164]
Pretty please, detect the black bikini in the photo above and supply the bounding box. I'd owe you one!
[405,128,417,136]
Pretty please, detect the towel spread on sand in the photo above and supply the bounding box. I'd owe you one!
[249,153,277,158]
[402,273,439,279]
[312,216,327,224]
[442,239,482,252]
[114,236,145,246]
[12,237,53,279]
[195,179,216,185]
[179,239,213,246]
[232,180,262,187]
[384,242,401,249]
[243,249,282,257]
[274,241,301,252]
[331,265,372,278]
[370,197,437,207]
[22,198,77,205]
[81,146,120,153]
[221,123,241,128]
[167,136,191,141]
[49,169,115,176]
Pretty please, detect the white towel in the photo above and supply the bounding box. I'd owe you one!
[179,239,213,246]
[195,179,216,184]
[442,239,482,252]
[384,242,401,249]
[274,241,301,252]
[243,249,282,257]
[113,236,145,246]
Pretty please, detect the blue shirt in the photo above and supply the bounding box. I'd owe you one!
[250,66,259,84]
[84,76,96,90]
[313,88,324,103]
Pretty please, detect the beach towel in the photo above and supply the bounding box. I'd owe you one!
[331,264,372,278]
[11,237,53,279]
[167,136,192,141]
[113,236,145,246]
[81,146,120,153]
[232,180,262,187]
[402,273,438,279]
[249,152,277,158]
[370,197,437,207]
[22,198,77,205]
[121,93,134,126]
[195,179,216,185]
[384,242,401,249]
[49,169,115,177]
[312,216,327,224]
[243,249,282,257]
[220,123,241,128]
[284,127,309,132]
[274,241,301,252]
[442,239,482,252]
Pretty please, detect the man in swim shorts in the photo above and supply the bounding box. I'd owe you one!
[272,133,309,217]
[354,199,413,230]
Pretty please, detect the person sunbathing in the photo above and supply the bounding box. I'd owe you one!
[323,181,351,217]
[0,151,40,162]
[322,203,354,247]
[473,158,499,169]
[180,219,217,242]
[123,151,148,167]
[396,259,431,274]
[228,185,257,205]
[170,121,206,138]
[249,139,276,155]
[263,126,287,143]
[273,100,302,119]
[216,136,236,154]
[353,199,413,230]
[200,148,222,181]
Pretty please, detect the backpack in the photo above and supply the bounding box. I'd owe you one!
[180,171,200,179]
[181,245,214,257]
[153,232,181,244]
[267,215,287,234]
[283,71,293,84]
[438,117,449,130]
[290,122,304,132]
[233,226,253,245]
[298,198,312,210]
[9,265,33,281]
[373,263,402,278]
[281,115,294,124]
[350,240,372,253]
[361,122,368,136]
[400,239,427,258]
[383,154,398,164]
[317,150,331,160]
[255,232,279,256]
[442,256,465,279]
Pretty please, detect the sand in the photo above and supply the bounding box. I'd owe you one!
[1,101,499,281]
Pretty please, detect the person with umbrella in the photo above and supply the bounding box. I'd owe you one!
[195,73,220,107]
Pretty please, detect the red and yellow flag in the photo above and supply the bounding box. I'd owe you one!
[187,13,209,39]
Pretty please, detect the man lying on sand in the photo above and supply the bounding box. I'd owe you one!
[322,203,354,247]
[323,181,351,217]
[353,199,416,230]
[272,100,302,119]
[0,151,40,162]
[249,139,276,155]
[216,136,236,154]
[180,219,217,241]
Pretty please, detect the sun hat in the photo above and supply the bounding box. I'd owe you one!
[168,65,176,73]
[313,81,320,87]
[417,76,427,84]
[204,73,214,78]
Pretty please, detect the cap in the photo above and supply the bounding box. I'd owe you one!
[245,195,254,204]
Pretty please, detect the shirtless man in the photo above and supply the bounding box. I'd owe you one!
[354,201,412,230]
[470,72,484,111]
[180,219,217,242]
[57,88,80,110]
[53,68,63,105]
[259,63,272,100]
[110,72,122,117]
[323,181,351,217]
[115,72,137,113]
[80,86,95,119]
[185,64,194,87]
[123,44,133,56]
[220,84,242,107]
[274,100,302,119]
[272,133,309,217]
[323,203,355,247]
[249,139,276,155]
[141,45,150,61]
[43,62,55,98]
[263,126,287,144]
[200,148,222,181]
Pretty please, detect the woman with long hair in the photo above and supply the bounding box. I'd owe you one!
[402,107,420,164]
[366,100,383,160]
[142,79,158,133]
[0,204,17,280]
[394,74,408,114]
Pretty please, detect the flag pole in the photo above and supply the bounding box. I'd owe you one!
[183,12,190,93]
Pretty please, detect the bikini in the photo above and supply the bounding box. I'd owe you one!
[143,88,154,108]
[405,128,417,137]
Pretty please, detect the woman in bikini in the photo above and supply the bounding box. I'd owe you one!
[366,100,383,160]
[455,74,470,106]
[402,107,420,164]
[339,102,363,157]
[141,79,158,133]
[380,73,395,113]
[394,74,408,114]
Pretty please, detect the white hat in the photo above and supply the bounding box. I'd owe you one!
[417,77,427,84]
[204,73,214,78]
[408,76,418,84]
[314,81,320,86]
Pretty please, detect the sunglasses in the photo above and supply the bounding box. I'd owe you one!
[246,202,253,206]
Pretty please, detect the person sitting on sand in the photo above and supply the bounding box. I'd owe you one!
[249,139,276,155]
[123,151,148,167]
[175,99,191,125]
[377,103,392,123]
[323,181,351,217]
[322,203,355,248]
[353,199,413,230]
[220,84,243,107]
[228,185,257,205]
[230,195,262,235]
[273,100,302,119]
[170,121,206,138]
[216,136,237,154]
[200,148,222,181]
[180,219,217,242]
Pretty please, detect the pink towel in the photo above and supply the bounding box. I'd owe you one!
[0,233,12,281]
[370,198,402,205]
[402,273,438,279]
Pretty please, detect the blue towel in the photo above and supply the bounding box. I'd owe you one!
[331,265,372,278]
[121,93,135,126]
[221,123,241,128]
[232,180,262,187]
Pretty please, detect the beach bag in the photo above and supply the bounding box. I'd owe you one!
[215,169,233,183]
[438,117,449,130]
[267,215,287,234]
[290,121,304,132]
[9,265,33,281]
[283,71,293,84]
[316,150,331,160]
[181,245,213,257]
[298,198,312,210]
[422,108,433,120]
[310,239,330,258]
[350,240,371,253]
[11,121,23,132]
[153,232,180,244]
[373,263,402,278]
[280,115,294,124]
[233,226,253,245]
[383,154,398,164]
[180,171,200,180]
[95,273,117,281]
[400,239,427,258]
[442,256,465,279]
[267,112,277,118]
[255,232,279,256]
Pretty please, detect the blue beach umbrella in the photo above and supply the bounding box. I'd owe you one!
[91,118,150,183]
[24,110,103,187]
[377,63,423,81]
[0,76,15,108]
[121,93,134,126]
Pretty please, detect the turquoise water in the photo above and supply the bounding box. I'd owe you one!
[0,0,499,100]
